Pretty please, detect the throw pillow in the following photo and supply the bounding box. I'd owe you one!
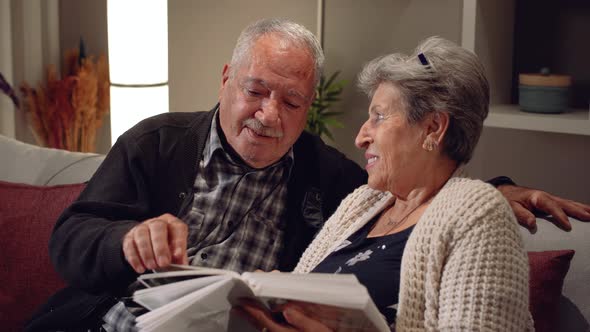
[528,250,575,332]
[0,181,85,332]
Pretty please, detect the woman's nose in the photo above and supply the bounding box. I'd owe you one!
[355,122,371,149]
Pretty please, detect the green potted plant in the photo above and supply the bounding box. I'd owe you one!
[306,71,346,140]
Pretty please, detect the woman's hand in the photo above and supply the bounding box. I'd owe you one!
[233,299,333,332]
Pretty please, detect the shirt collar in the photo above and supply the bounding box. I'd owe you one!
[203,107,294,170]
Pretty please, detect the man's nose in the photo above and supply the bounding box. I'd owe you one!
[256,98,280,127]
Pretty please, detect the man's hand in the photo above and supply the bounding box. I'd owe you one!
[123,213,189,274]
[498,185,590,232]
[234,299,333,332]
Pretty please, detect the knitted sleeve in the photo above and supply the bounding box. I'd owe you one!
[435,184,533,331]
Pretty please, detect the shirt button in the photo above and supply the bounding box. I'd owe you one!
[178,192,187,199]
[201,252,208,260]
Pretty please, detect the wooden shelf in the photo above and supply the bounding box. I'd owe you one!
[484,104,590,136]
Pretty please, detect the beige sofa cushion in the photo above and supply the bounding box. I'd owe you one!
[0,135,105,186]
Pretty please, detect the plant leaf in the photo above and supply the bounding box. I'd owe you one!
[306,70,346,140]
[323,71,340,90]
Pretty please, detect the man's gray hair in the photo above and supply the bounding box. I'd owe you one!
[230,18,324,85]
[357,36,490,164]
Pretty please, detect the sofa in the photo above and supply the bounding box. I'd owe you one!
[0,134,588,332]
[0,135,104,331]
[521,221,590,331]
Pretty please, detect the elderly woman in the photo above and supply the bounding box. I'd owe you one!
[242,37,534,331]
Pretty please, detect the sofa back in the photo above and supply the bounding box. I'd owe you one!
[0,135,105,186]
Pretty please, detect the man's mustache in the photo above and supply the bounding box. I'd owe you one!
[243,118,283,138]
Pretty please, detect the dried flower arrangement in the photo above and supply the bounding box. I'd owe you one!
[18,39,109,152]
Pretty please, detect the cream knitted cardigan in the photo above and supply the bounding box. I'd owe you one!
[294,177,534,331]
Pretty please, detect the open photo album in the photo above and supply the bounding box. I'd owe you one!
[132,264,389,332]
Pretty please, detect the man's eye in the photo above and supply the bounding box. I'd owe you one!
[285,102,300,109]
[246,89,262,96]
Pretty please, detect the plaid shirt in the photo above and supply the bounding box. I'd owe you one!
[185,112,292,271]
[103,111,293,331]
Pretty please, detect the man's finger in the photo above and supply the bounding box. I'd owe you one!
[123,231,145,274]
[148,220,171,267]
[122,214,188,272]
[133,224,157,269]
[165,217,188,264]
[531,194,571,231]
[510,201,537,233]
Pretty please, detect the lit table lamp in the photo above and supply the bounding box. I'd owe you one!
[107,0,168,144]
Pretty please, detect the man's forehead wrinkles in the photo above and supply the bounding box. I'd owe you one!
[287,89,309,102]
[242,76,309,101]
[243,77,267,87]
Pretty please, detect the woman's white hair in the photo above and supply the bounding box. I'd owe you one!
[358,36,490,164]
[230,18,324,85]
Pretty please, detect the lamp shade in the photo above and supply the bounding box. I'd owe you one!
[107,0,168,85]
[107,0,169,144]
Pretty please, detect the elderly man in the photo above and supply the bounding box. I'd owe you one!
[28,18,590,332]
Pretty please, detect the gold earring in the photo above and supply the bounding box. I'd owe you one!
[422,137,437,151]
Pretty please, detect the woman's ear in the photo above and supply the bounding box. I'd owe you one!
[425,111,450,145]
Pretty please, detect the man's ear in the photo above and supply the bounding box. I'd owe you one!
[221,64,231,86]
[425,111,450,145]
[219,64,231,98]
